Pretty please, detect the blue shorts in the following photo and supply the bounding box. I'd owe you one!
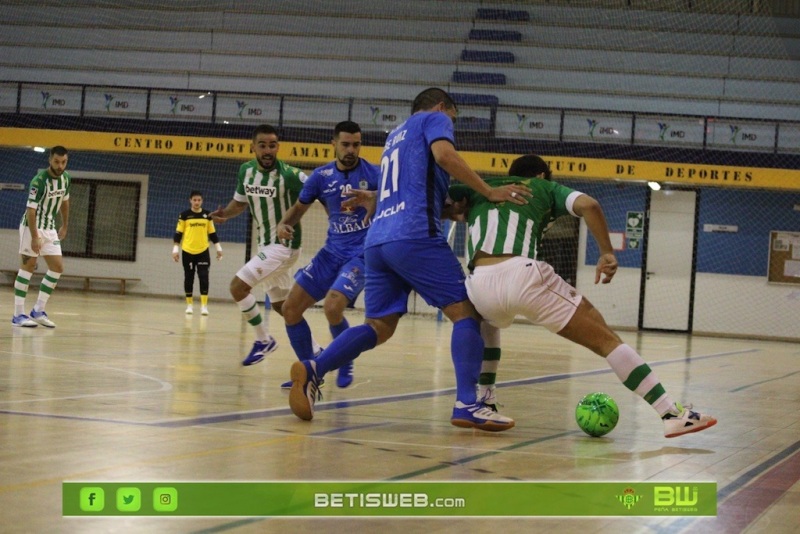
[294,247,365,304]
[364,237,468,318]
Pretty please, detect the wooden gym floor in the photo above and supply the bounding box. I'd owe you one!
[0,287,798,533]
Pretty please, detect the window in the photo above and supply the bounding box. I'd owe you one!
[61,179,141,261]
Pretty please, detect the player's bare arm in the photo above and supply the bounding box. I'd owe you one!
[26,207,41,254]
[573,194,618,284]
[58,199,69,240]
[277,201,312,240]
[211,199,247,223]
[430,140,530,205]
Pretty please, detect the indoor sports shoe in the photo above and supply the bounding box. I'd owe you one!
[336,361,354,388]
[289,360,322,421]
[478,385,500,412]
[11,314,38,328]
[451,401,515,432]
[185,305,193,315]
[201,306,209,316]
[241,336,278,366]
[29,309,56,328]
[281,376,324,390]
[663,403,717,438]
[280,346,325,389]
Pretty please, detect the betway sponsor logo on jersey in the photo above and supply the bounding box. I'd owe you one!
[245,184,277,197]
[330,214,370,234]
[46,188,67,198]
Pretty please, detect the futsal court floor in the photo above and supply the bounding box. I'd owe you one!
[1,287,798,533]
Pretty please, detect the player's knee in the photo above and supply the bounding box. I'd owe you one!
[229,277,249,300]
[323,298,345,324]
[367,317,398,345]
[281,300,303,323]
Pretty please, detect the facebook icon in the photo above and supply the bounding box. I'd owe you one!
[79,487,105,512]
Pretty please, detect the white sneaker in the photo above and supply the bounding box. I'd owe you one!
[451,401,515,432]
[11,314,38,328]
[663,403,717,438]
[201,306,209,316]
[185,305,193,315]
[29,309,56,328]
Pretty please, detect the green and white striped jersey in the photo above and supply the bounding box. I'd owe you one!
[20,169,71,230]
[449,176,582,262]
[233,159,307,249]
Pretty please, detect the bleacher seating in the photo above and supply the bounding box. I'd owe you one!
[0,0,799,122]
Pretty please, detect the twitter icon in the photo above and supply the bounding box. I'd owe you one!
[117,487,141,512]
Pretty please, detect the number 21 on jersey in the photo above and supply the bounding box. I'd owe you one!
[379,148,399,202]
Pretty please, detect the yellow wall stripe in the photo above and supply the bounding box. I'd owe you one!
[2,127,798,190]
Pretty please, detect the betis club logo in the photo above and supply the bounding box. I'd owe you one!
[617,487,641,510]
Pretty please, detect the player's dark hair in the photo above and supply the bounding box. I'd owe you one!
[509,155,552,181]
[412,87,457,114]
[252,124,279,141]
[189,190,203,198]
[334,120,361,136]
[49,146,68,157]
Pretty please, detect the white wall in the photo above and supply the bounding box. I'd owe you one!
[575,220,800,340]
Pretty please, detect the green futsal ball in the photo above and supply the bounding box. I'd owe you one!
[575,392,619,437]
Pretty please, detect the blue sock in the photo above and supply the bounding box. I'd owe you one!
[451,317,483,405]
[316,324,377,377]
[329,317,349,339]
[286,319,314,361]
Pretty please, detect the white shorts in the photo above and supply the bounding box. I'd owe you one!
[236,243,300,302]
[466,256,583,333]
[19,227,61,257]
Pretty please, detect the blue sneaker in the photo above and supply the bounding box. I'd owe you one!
[242,336,277,366]
[11,314,38,328]
[336,361,354,388]
[289,360,322,420]
[30,309,56,328]
[451,401,515,432]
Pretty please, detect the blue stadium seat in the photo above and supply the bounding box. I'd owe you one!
[452,71,507,85]
[468,29,522,42]
[460,50,515,64]
[475,8,530,22]
[451,93,500,106]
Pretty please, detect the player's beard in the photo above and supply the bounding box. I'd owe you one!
[49,165,64,176]
[258,154,276,170]
[338,155,357,169]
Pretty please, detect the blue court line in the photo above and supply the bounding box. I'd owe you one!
[0,348,758,428]
[729,369,800,392]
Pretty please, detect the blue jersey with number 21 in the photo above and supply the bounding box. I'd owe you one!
[365,111,455,248]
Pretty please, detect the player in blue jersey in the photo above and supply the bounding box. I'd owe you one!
[288,88,530,431]
[277,121,380,389]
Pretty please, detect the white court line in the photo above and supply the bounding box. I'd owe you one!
[0,351,172,405]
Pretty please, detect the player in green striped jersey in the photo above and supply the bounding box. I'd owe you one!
[448,154,716,438]
[211,124,312,366]
[12,145,71,328]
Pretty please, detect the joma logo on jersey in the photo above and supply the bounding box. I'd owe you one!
[245,184,277,197]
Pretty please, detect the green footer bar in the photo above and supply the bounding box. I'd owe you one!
[63,481,717,517]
